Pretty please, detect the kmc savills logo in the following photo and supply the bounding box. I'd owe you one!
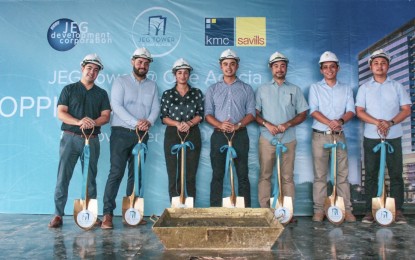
[205,17,266,47]
[132,7,182,57]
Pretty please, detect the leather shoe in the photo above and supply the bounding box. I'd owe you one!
[95,218,102,226]
[48,215,63,228]
[139,219,147,225]
[101,214,113,229]
[345,212,356,223]
[312,212,324,222]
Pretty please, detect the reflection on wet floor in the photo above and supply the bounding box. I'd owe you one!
[1,214,415,259]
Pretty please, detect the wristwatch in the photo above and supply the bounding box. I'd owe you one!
[390,120,395,126]
[339,118,345,125]
[237,122,242,129]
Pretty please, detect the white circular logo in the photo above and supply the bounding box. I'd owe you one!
[274,207,292,224]
[131,7,181,58]
[77,209,96,229]
[125,208,142,226]
[375,208,394,226]
[327,206,344,223]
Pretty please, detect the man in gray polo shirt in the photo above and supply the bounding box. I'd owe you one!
[255,51,308,223]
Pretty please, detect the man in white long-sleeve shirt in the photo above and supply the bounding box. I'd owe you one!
[102,48,160,229]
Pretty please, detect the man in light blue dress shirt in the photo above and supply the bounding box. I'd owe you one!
[356,49,411,224]
[309,51,356,223]
[255,51,308,222]
[102,48,160,229]
[205,49,256,207]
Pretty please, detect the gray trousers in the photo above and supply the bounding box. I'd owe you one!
[258,136,296,208]
[311,132,352,213]
[54,132,100,216]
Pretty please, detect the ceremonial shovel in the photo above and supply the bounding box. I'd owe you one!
[270,133,293,224]
[122,129,147,226]
[74,127,98,230]
[222,131,245,208]
[372,130,395,226]
[323,132,346,225]
[171,130,194,208]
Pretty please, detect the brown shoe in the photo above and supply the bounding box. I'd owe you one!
[101,214,113,229]
[139,219,147,225]
[48,215,63,228]
[345,212,356,223]
[362,212,374,224]
[95,218,102,227]
[395,210,407,224]
[289,217,298,224]
[312,212,324,222]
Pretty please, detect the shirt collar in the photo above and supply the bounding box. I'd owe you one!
[369,76,391,84]
[130,72,148,83]
[318,79,338,88]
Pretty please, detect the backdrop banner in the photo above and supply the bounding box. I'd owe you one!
[0,0,414,216]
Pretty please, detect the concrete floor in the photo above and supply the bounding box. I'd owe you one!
[1,213,415,259]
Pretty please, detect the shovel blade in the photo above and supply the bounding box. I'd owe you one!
[73,199,98,230]
[222,196,245,208]
[275,197,294,224]
[324,195,345,225]
[122,197,144,226]
[385,197,395,218]
[373,197,395,226]
[372,197,382,218]
[171,196,194,208]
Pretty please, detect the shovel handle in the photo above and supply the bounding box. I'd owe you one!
[136,128,148,143]
[81,126,95,145]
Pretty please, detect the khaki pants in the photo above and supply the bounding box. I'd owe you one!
[258,136,296,208]
[311,132,352,213]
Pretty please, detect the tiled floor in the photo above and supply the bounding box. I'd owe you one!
[1,213,415,259]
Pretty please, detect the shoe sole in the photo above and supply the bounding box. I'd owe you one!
[361,220,373,224]
[101,225,113,229]
[396,221,407,224]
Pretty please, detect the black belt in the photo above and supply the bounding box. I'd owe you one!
[312,129,342,135]
[64,130,98,138]
[112,126,136,132]
[214,127,246,133]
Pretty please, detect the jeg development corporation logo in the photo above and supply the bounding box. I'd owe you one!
[47,18,80,51]
[132,7,181,58]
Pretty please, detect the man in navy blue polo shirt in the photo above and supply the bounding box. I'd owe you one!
[48,54,111,228]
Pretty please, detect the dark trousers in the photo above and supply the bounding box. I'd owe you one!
[54,132,100,216]
[164,126,201,201]
[364,137,404,212]
[103,127,149,215]
[210,129,251,207]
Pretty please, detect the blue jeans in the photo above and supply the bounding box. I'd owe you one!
[54,132,100,216]
[103,127,148,215]
[210,129,251,207]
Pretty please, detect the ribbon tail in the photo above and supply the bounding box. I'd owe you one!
[81,145,90,200]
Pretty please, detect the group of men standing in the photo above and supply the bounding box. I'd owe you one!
[48,47,410,229]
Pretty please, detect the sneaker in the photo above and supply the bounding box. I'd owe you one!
[101,214,113,229]
[395,210,407,224]
[362,212,374,224]
[345,211,356,223]
[312,212,324,222]
[48,215,63,228]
